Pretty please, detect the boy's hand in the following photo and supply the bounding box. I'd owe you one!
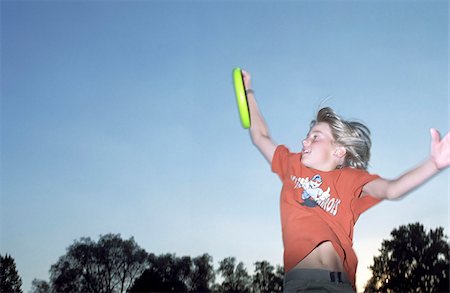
[241,70,252,91]
[430,128,450,170]
[364,128,449,200]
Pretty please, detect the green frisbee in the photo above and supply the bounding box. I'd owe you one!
[232,68,251,129]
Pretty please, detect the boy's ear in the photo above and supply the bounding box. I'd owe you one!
[334,146,346,158]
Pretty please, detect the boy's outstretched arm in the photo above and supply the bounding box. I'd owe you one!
[362,128,450,200]
[241,70,277,164]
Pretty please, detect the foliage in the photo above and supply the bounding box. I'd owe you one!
[130,254,284,293]
[30,279,50,293]
[49,234,148,293]
[129,253,215,292]
[32,222,450,292]
[0,254,23,293]
[251,261,283,293]
[188,253,216,292]
[364,223,449,293]
[214,257,252,292]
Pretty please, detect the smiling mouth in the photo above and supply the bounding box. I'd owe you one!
[302,149,311,155]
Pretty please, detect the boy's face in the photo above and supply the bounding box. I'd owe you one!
[301,122,341,171]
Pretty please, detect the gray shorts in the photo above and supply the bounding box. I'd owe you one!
[284,268,355,293]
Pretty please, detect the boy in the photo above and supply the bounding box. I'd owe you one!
[241,70,450,292]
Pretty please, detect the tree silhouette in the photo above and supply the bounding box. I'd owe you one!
[364,223,449,292]
[129,253,215,292]
[130,253,190,292]
[0,254,23,293]
[49,234,148,293]
[30,233,286,293]
[30,279,50,293]
[130,254,284,293]
[214,257,251,293]
[188,253,215,291]
[251,261,283,293]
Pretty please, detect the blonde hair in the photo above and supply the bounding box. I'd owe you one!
[311,107,372,170]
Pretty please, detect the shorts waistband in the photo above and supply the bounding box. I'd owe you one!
[284,268,351,284]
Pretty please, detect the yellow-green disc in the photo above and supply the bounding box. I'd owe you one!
[232,68,251,129]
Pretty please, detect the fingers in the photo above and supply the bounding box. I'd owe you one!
[240,69,252,89]
[241,69,249,78]
[430,128,441,145]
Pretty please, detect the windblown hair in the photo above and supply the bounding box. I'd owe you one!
[311,107,372,170]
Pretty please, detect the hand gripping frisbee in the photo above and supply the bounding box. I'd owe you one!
[232,68,251,129]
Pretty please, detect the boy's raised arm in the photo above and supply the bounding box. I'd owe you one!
[362,128,450,200]
[241,70,277,164]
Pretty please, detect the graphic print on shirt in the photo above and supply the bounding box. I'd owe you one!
[291,174,341,216]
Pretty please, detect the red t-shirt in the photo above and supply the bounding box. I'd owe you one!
[271,145,382,287]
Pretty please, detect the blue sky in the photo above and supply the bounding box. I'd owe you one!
[1,0,448,292]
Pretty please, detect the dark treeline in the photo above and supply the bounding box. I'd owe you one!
[29,234,283,293]
[2,222,449,293]
[130,254,283,293]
